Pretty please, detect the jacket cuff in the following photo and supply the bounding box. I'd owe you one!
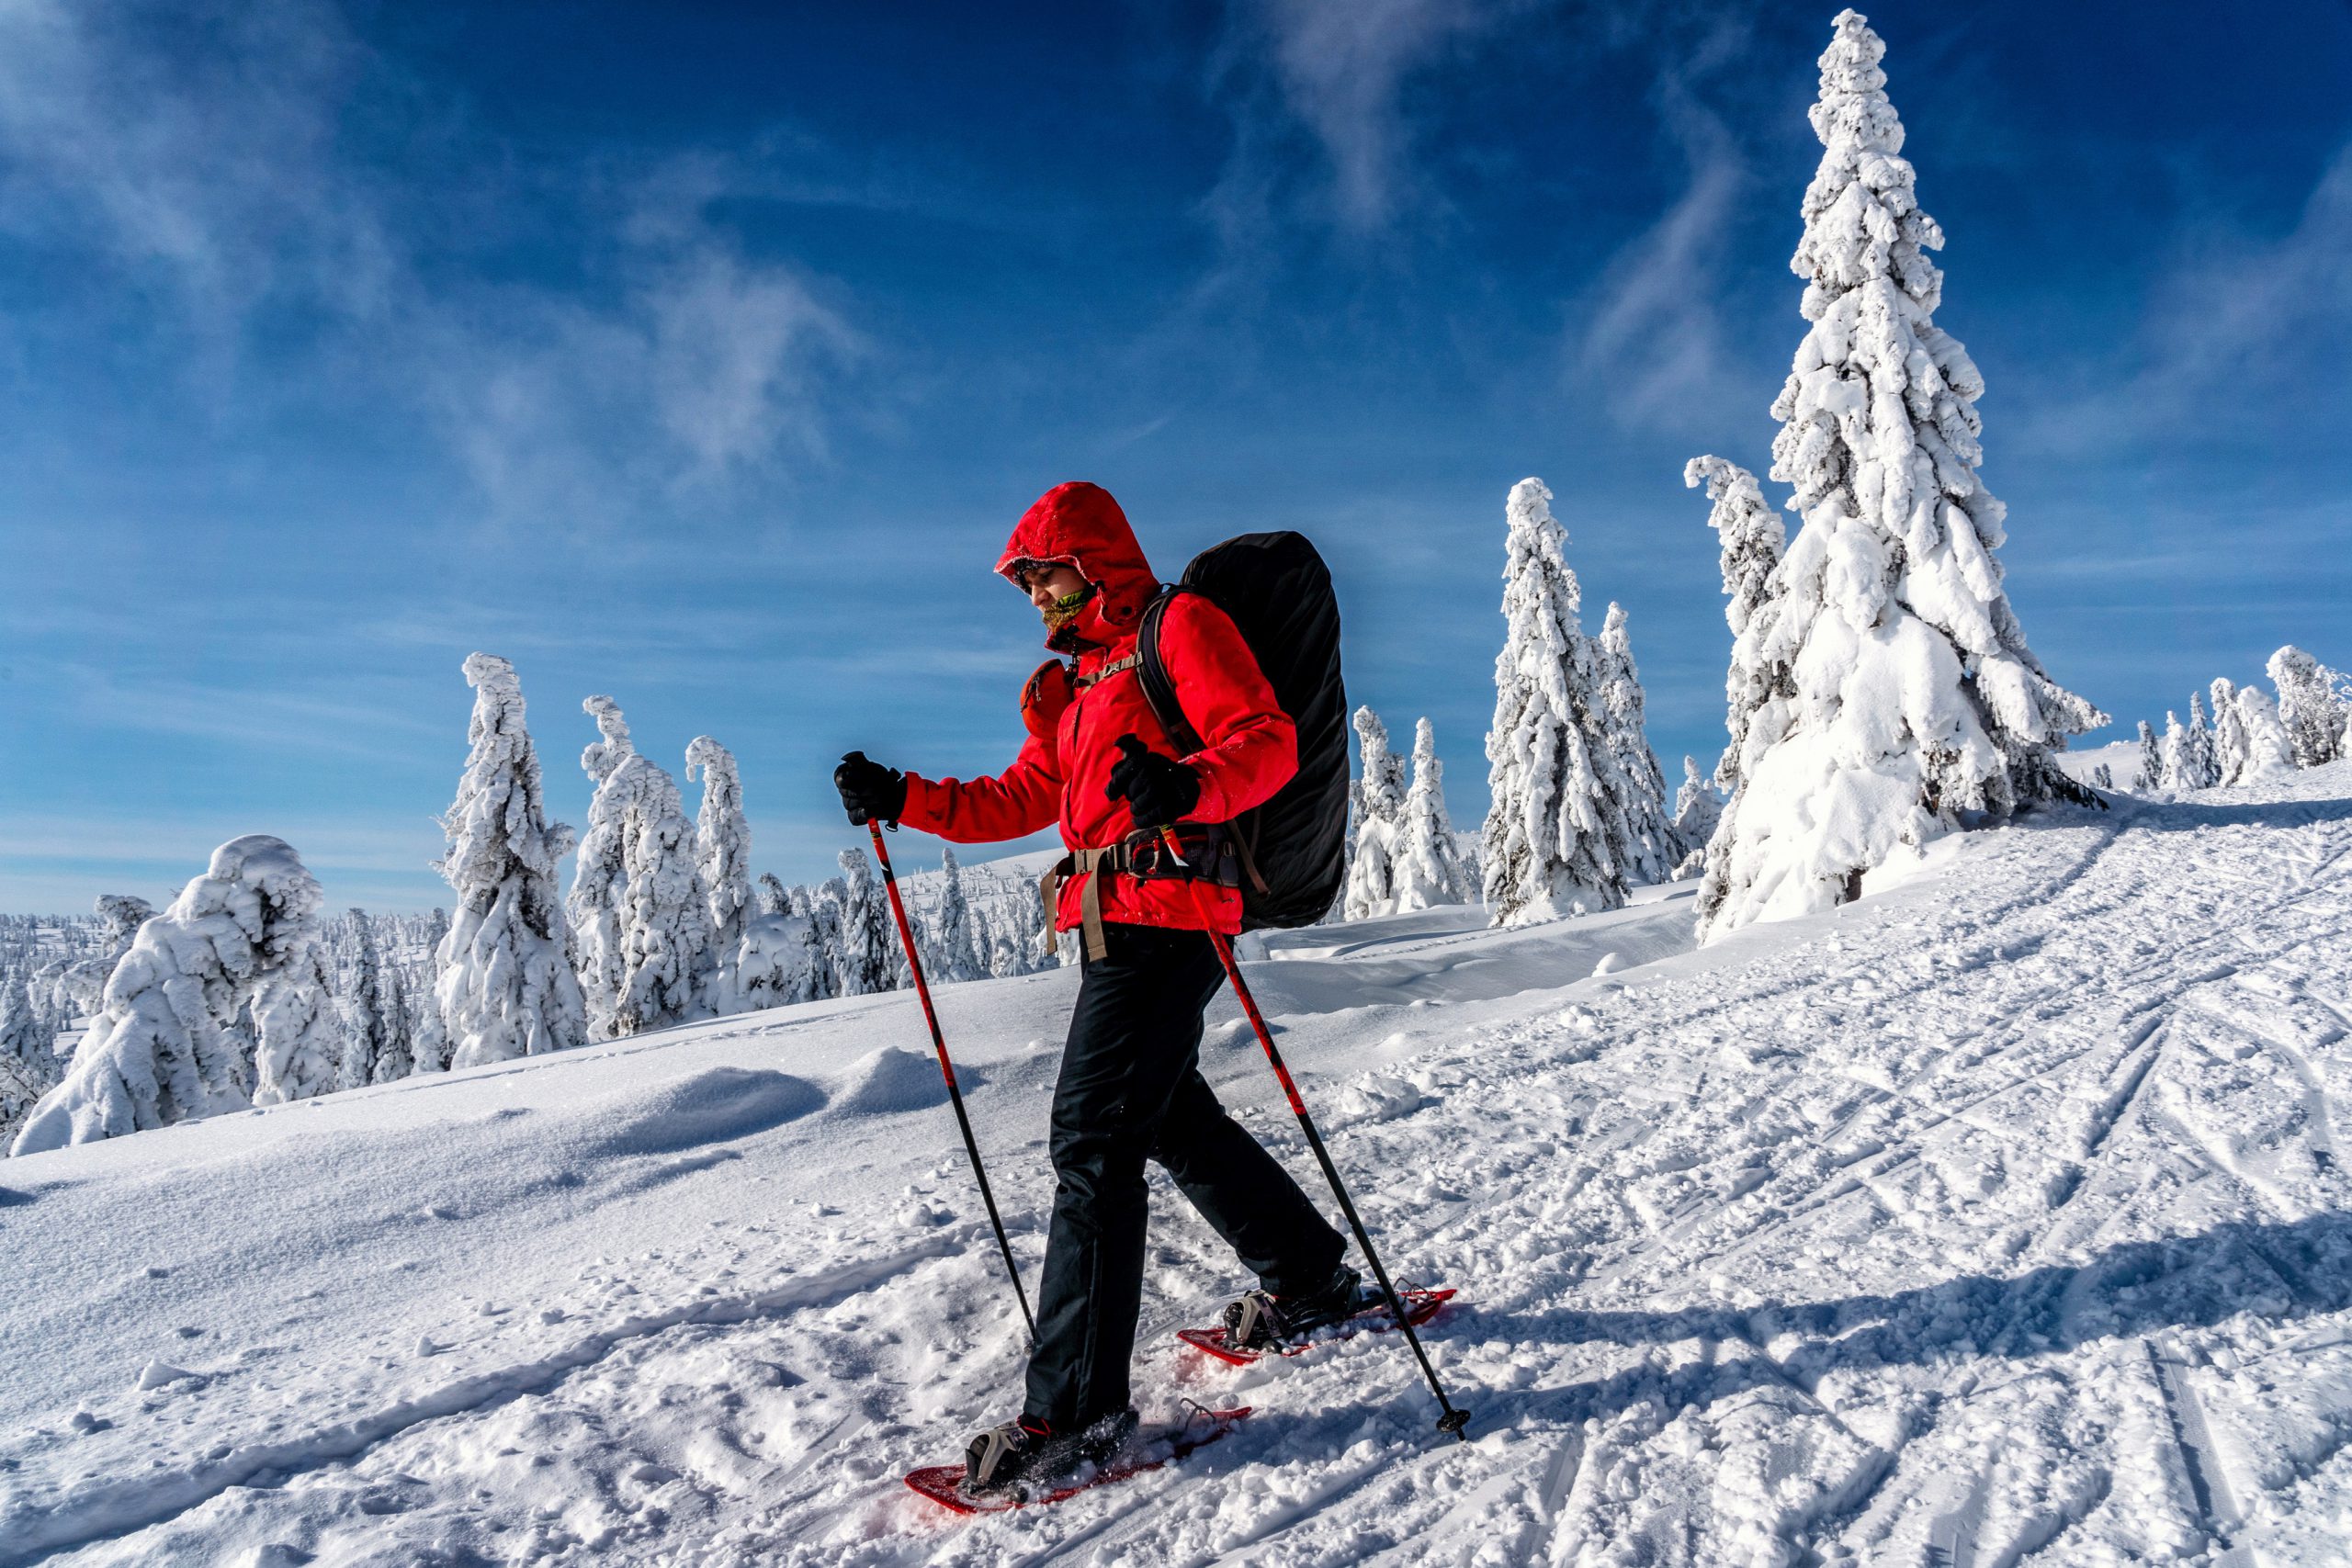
[899,773,946,832]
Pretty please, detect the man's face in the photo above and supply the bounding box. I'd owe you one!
[1020,563,1089,611]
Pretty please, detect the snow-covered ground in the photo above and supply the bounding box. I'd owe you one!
[5,765,2350,1566]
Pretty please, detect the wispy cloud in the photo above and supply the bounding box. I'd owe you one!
[0,0,863,526]
[1224,0,1509,232]
[1573,23,1762,434]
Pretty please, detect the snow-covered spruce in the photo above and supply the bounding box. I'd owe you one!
[1393,717,1471,911]
[1669,756,1724,878]
[2137,719,2165,791]
[2268,644,2349,768]
[2158,712,2188,794]
[1685,456,1790,800]
[1482,478,1634,926]
[2181,692,2221,790]
[928,849,987,984]
[339,909,393,1089]
[684,737,753,987]
[756,874,791,919]
[2209,679,2248,789]
[12,837,322,1155]
[569,697,717,1040]
[1344,705,1408,920]
[1594,603,1676,885]
[2230,683,2295,784]
[827,850,896,997]
[1697,10,2105,944]
[250,937,345,1108]
[432,654,586,1068]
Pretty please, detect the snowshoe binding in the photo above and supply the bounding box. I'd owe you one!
[1221,1265,1371,1351]
[1180,1272,1456,1366]
[906,1404,1249,1515]
[961,1407,1139,1501]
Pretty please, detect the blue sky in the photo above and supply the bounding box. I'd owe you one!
[3,0,2347,913]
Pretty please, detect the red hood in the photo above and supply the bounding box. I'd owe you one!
[995,481,1159,649]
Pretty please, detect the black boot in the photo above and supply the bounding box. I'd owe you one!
[963,1407,1140,1497]
[1222,1264,1367,1350]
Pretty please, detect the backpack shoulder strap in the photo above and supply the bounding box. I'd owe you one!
[1136,586,1205,756]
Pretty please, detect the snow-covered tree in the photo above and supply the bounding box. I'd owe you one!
[13,836,322,1155]
[338,909,389,1090]
[1696,11,2106,944]
[432,654,586,1069]
[1668,756,1724,878]
[2178,694,2221,790]
[829,850,895,996]
[685,736,753,960]
[569,696,717,1039]
[1345,705,1409,919]
[375,965,415,1083]
[1393,718,1469,910]
[251,936,345,1107]
[2208,679,2247,787]
[1481,478,1634,926]
[2089,763,2114,791]
[757,873,791,919]
[2268,645,2348,768]
[2158,711,2188,792]
[929,848,988,983]
[2137,719,2164,791]
[1594,603,1676,885]
[2232,684,2296,784]
[51,896,155,1025]
[1686,456,1790,797]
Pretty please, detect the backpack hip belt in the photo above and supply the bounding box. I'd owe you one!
[1040,825,1246,962]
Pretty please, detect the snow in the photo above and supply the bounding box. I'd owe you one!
[6,765,2351,1562]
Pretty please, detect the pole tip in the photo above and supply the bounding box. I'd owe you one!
[1438,1407,1473,1442]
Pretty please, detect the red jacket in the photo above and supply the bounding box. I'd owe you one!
[899,482,1297,936]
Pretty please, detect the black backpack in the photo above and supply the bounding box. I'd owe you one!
[1135,532,1349,931]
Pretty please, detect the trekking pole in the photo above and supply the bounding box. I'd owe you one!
[1160,829,1471,1443]
[867,821,1036,1346]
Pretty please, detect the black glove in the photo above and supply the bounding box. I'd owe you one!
[834,751,907,826]
[1106,733,1200,830]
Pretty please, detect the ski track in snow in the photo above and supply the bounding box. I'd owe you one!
[5,768,2351,1564]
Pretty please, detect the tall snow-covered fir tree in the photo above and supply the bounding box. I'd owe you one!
[1696,10,2105,944]
[2208,681,2247,788]
[2268,645,2348,768]
[1481,478,1634,926]
[340,908,389,1090]
[930,848,987,983]
[1686,456,1789,799]
[685,736,753,968]
[251,935,345,1107]
[1344,705,1408,920]
[2178,692,2221,789]
[569,696,718,1039]
[2230,684,2296,784]
[2158,712,2188,792]
[432,654,586,1069]
[374,965,415,1083]
[1669,756,1724,877]
[1394,717,1469,911]
[830,850,896,996]
[13,837,322,1155]
[1594,603,1675,885]
[2137,719,2165,791]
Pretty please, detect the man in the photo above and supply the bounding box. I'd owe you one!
[834,480,1361,1494]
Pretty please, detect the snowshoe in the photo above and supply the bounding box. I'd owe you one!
[1179,1282,1456,1367]
[904,1404,1250,1515]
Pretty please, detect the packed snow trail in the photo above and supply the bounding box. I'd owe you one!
[4,768,2349,1564]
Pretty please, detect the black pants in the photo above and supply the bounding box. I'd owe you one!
[1023,921,1347,1428]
